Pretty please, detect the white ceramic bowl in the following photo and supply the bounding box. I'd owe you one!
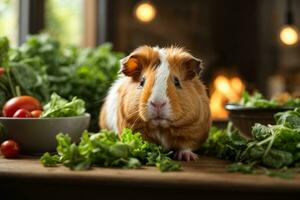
[0,114,90,154]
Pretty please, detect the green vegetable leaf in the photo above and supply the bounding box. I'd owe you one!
[239,91,300,108]
[262,149,293,169]
[252,123,272,140]
[41,93,85,118]
[203,107,300,179]
[41,129,181,172]
[157,158,181,172]
[40,152,60,167]
[226,162,255,174]
[1,34,124,131]
[274,110,300,129]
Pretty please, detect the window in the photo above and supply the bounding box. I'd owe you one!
[0,0,19,47]
[44,0,84,46]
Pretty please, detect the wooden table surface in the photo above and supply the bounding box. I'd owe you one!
[0,155,299,200]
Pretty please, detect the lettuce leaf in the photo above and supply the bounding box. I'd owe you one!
[41,129,181,172]
[41,93,85,117]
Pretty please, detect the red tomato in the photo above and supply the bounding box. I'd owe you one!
[0,140,20,158]
[31,110,42,118]
[2,96,42,117]
[13,109,32,118]
[0,67,5,76]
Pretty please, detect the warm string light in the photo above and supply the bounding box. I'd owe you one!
[280,25,299,45]
[280,0,298,45]
[135,1,156,23]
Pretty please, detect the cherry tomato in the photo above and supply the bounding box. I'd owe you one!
[2,96,42,117]
[31,110,42,118]
[0,67,5,76]
[13,109,32,118]
[0,140,20,158]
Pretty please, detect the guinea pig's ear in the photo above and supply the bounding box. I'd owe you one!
[120,54,147,80]
[183,57,203,80]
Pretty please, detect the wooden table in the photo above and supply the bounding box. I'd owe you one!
[0,155,299,200]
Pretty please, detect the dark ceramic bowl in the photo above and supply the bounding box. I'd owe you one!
[0,114,90,154]
[225,104,292,138]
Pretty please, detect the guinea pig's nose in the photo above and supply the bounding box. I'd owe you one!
[150,101,166,109]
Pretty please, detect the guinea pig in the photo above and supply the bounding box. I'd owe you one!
[99,46,211,161]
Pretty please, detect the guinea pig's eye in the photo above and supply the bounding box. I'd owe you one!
[173,76,181,88]
[138,76,146,88]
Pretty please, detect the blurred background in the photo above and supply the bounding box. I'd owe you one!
[0,0,300,121]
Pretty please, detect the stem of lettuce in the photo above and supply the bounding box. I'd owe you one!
[15,85,21,96]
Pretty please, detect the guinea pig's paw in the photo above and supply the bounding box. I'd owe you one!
[174,149,198,162]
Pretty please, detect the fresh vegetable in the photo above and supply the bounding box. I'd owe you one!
[2,96,42,117]
[239,91,300,108]
[13,108,32,118]
[41,93,85,118]
[202,107,300,178]
[0,140,20,158]
[40,128,181,172]
[0,34,123,130]
[31,110,42,118]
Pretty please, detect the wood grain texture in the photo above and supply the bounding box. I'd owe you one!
[0,155,300,191]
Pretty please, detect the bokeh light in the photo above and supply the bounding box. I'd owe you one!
[135,2,156,23]
[280,25,299,45]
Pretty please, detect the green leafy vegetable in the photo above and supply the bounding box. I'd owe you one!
[226,162,255,174]
[0,34,123,129]
[203,107,300,178]
[40,129,181,172]
[274,108,300,129]
[41,93,85,118]
[239,91,300,108]
[40,152,60,167]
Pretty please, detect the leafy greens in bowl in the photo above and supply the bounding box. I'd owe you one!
[41,93,85,118]
[225,91,300,138]
[239,91,300,108]
[0,93,90,154]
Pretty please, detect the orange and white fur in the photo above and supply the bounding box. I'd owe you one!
[100,46,211,161]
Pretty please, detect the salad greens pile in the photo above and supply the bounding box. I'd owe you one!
[41,128,181,172]
[203,107,300,178]
[239,91,300,108]
[41,93,85,118]
[0,34,123,130]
